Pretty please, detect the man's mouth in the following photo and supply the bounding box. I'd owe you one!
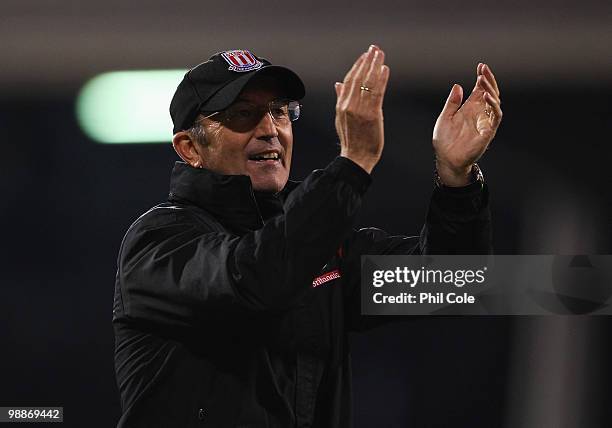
[248,150,282,163]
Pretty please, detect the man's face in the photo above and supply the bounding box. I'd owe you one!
[197,78,294,193]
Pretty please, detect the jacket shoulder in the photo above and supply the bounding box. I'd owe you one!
[127,202,220,234]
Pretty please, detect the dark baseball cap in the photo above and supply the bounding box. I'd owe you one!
[170,49,306,134]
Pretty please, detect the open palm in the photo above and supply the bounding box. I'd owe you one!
[433,63,502,176]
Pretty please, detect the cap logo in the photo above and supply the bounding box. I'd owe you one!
[220,50,263,72]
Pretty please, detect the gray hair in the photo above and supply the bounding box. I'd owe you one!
[186,119,208,147]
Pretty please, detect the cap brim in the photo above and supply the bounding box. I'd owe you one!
[201,65,305,112]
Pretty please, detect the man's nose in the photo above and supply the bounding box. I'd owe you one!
[254,110,279,139]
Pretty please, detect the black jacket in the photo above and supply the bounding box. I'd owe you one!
[113,156,491,428]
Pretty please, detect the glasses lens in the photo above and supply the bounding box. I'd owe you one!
[269,101,290,122]
[214,100,301,131]
[266,100,300,123]
[222,103,261,129]
[287,101,300,122]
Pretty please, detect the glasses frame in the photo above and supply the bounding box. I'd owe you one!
[197,99,301,128]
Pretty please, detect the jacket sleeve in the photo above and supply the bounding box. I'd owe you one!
[342,180,492,332]
[113,156,371,330]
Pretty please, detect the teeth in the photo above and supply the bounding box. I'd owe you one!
[251,152,279,160]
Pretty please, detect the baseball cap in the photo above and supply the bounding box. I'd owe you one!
[170,49,306,134]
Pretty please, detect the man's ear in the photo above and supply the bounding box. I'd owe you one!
[172,131,202,167]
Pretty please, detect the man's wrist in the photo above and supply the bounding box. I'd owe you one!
[435,162,483,188]
[330,156,373,195]
[339,151,380,175]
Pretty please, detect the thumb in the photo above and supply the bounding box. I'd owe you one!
[440,84,463,117]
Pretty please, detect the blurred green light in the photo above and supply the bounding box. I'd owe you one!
[76,69,186,144]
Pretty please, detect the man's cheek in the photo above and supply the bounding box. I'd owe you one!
[283,150,292,169]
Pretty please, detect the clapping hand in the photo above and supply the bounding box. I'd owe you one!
[335,45,390,174]
[433,63,502,186]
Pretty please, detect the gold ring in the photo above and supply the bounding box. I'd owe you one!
[360,85,371,92]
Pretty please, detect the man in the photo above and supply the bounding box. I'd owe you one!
[113,46,502,427]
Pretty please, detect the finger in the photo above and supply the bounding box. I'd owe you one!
[477,62,484,76]
[360,49,387,106]
[334,82,343,98]
[345,46,377,107]
[363,47,385,88]
[335,82,345,110]
[482,64,500,97]
[339,52,367,109]
[478,75,500,106]
[480,72,500,101]
[351,46,377,89]
[376,65,390,106]
[335,82,347,139]
[356,63,389,110]
[465,70,486,105]
[484,92,503,127]
[484,92,502,118]
[440,84,463,118]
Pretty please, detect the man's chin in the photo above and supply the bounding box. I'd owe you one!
[246,162,288,193]
[250,174,288,193]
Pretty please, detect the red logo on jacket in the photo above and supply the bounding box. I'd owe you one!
[312,269,341,288]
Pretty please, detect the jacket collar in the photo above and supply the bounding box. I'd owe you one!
[167,161,298,232]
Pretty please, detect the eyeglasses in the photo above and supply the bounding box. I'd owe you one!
[200,99,301,131]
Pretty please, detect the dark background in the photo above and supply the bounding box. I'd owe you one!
[2,1,611,427]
